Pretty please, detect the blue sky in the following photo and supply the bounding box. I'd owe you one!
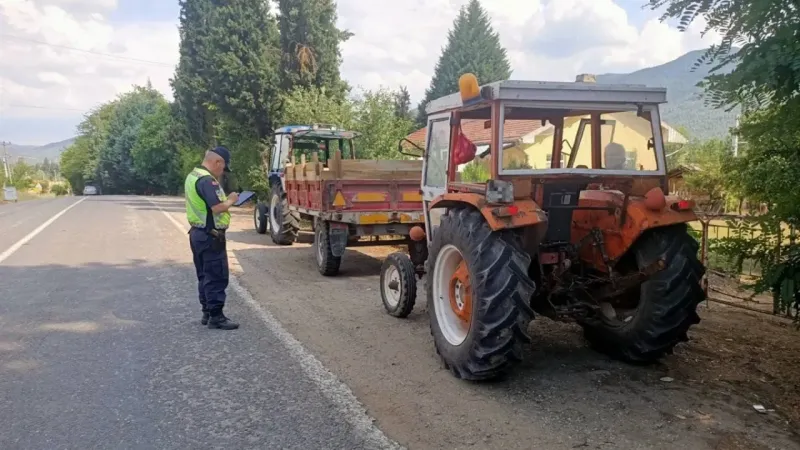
[0,0,718,147]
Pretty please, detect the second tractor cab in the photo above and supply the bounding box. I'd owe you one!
[254,124,426,277]
[380,73,705,381]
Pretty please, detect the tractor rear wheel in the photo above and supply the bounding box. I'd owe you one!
[426,207,535,381]
[581,224,705,363]
[269,184,299,245]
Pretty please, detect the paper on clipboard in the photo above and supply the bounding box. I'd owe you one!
[233,191,255,207]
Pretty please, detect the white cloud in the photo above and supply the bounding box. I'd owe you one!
[339,0,723,106]
[0,0,721,144]
[0,0,177,144]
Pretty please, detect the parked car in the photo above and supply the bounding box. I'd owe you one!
[83,185,98,196]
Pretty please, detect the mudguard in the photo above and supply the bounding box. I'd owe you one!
[429,193,548,231]
[328,222,349,257]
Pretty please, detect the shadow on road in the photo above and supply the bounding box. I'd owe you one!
[0,259,380,449]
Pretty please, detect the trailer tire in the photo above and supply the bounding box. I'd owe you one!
[314,220,341,276]
[269,184,299,245]
[581,224,705,363]
[254,201,268,234]
[426,207,535,381]
[380,252,417,318]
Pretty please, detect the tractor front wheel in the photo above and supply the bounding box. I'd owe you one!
[254,201,268,234]
[380,252,417,318]
[426,207,535,381]
[581,224,705,363]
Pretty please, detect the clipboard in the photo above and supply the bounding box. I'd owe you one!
[233,191,256,207]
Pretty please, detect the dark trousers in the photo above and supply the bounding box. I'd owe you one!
[189,228,229,313]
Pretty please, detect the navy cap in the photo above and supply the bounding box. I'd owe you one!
[210,146,231,172]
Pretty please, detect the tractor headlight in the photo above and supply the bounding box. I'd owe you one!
[485,179,513,204]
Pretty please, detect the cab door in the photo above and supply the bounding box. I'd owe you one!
[421,112,452,244]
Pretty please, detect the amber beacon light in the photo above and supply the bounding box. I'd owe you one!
[458,73,481,105]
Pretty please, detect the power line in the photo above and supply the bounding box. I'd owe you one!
[0,33,174,67]
[1,104,85,112]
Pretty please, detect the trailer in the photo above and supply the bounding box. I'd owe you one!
[254,124,427,277]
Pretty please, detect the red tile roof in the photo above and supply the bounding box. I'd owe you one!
[406,119,543,147]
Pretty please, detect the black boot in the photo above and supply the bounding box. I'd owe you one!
[201,311,210,325]
[207,309,239,330]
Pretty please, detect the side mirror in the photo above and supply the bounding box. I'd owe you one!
[397,138,424,158]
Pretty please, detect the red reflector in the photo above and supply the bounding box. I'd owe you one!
[677,200,691,210]
[507,205,519,215]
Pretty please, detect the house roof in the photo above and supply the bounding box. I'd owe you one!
[405,118,687,148]
[406,119,543,147]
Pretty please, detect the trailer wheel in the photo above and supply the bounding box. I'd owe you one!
[254,202,268,234]
[269,184,299,245]
[426,207,535,381]
[314,220,341,276]
[380,252,417,318]
[580,224,705,363]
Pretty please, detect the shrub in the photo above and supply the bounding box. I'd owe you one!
[51,184,68,196]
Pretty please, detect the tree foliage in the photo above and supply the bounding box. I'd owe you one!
[10,160,35,190]
[281,86,414,159]
[60,137,91,194]
[61,85,181,195]
[416,0,511,124]
[670,139,737,214]
[647,0,800,111]
[277,0,352,97]
[651,0,800,315]
[130,102,182,194]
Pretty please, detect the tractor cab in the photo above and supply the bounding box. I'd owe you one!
[419,73,684,256]
[268,124,358,189]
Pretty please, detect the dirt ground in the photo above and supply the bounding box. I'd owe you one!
[222,209,800,450]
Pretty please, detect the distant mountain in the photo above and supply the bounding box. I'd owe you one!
[596,49,739,141]
[4,137,75,162]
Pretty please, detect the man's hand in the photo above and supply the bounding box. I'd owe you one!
[210,192,239,214]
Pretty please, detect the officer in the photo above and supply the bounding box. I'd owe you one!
[185,146,240,330]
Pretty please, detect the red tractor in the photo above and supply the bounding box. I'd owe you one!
[380,74,705,380]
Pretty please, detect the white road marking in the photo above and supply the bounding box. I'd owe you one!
[0,197,87,265]
[145,197,402,450]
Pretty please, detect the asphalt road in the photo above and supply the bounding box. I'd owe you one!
[2,196,798,450]
[0,196,398,450]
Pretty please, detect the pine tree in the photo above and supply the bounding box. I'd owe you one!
[277,0,353,98]
[416,0,511,125]
[394,86,412,120]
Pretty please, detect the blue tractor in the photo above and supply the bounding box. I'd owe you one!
[253,124,358,245]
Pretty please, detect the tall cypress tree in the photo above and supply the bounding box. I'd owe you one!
[171,0,216,148]
[416,0,511,124]
[205,0,282,140]
[277,0,352,98]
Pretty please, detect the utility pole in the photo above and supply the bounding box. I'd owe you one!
[732,114,740,157]
[0,141,10,185]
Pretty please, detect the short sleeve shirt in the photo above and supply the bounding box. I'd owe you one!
[195,175,222,230]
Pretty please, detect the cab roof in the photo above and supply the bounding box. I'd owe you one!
[274,124,357,139]
[425,79,668,116]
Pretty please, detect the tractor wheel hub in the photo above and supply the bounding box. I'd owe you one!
[448,261,472,322]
